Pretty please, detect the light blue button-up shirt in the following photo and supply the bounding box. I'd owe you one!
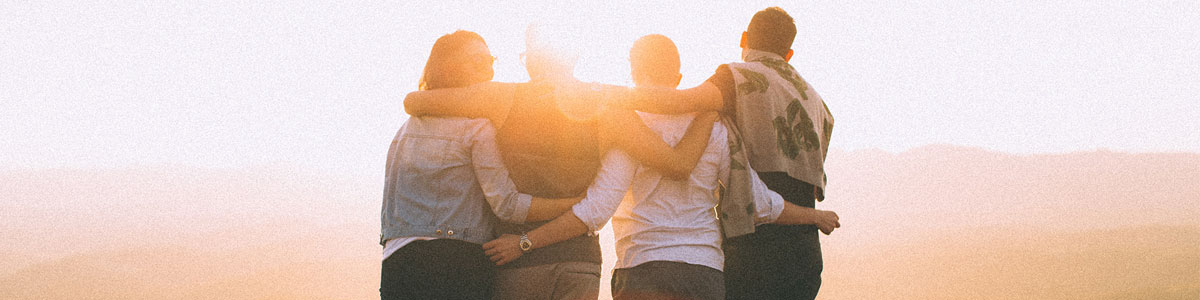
[381,117,532,248]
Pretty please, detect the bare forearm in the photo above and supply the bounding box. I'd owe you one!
[774,202,841,234]
[482,201,613,265]
[525,197,583,223]
[604,110,716,179]
[774,202,820,225]
[621,83,723,114]
[668,112,718,178]
[402,82,514,124]
[526,210,590,250]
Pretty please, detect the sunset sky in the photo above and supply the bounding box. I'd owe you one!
[3,1,1198,173]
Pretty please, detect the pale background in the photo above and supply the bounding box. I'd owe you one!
[2,1,1198,299]
[4,1,1198,172]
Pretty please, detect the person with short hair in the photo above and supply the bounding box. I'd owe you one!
[605,34,840,300]
[612,7,839,299]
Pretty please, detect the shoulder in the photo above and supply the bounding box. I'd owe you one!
[462,118,496,138]
[725,61,767,77]
[709,64,734,81]
[407,117,493,140]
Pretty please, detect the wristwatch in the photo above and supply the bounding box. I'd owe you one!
[519,234,533,252]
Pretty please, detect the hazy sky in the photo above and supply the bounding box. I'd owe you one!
[3,1,1197,172]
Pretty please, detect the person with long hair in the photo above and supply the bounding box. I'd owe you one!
[379,30,582,300]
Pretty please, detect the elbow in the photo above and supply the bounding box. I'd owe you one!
[489,200,527,224]
[494,209,527,224]
[491,207,518,224]
[402,92,420,116]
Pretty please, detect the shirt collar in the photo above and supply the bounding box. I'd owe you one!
[741,48,784,63]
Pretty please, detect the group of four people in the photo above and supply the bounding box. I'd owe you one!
[381,7,840,300]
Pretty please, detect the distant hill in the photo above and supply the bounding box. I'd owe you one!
[820,145,1200,244]
[821,225,1200,300]
[0,221,378,299]
[1,146,1197,299]
[0,165,379,265]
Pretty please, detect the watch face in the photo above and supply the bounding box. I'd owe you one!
[520,239,532,251]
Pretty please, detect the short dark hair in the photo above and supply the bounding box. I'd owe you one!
[746,7,796,57]
[629,34,680,86]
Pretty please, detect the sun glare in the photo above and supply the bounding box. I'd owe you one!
[462,2,747,88]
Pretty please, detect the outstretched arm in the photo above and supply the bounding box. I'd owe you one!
[403,81,519,126]
[602,110,717,180]
[483,149,637,265]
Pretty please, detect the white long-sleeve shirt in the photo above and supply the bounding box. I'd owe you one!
[570,113,786,271]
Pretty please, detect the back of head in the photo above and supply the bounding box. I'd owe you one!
[746,7,796,57]
[419,30,492,90]
[524,22,582,81]
[629,34,682,88]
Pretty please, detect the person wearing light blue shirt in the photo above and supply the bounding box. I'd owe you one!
[379,30,581,300]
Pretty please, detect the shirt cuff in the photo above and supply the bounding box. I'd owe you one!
[570,201,606,233]
[509,193,533,224]
[754,189,786,225]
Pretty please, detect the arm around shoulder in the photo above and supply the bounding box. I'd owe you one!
[403,82,517,124]
[602,110,717,179]
[618,81,725,115]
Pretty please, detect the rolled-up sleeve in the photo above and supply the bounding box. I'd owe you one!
[571,149,637,232]
[470,123,532,224]
[714,121,784,225]
[748,168,785,225]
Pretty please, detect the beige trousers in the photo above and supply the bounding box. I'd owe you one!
[492,261,601,300]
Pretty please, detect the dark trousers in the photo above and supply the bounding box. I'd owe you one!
[612,261,725,300]
[723,172,823,300]
[380,239,496,300]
